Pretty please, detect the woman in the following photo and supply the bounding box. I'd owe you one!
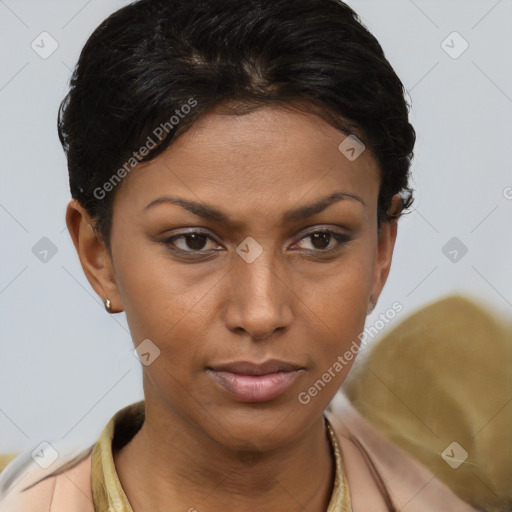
[0,0,490,510]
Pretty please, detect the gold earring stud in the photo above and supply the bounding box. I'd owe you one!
[105,298,112,313]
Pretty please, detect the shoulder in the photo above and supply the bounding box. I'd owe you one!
[326,392,478,512]
[0,400,144,512]
[0,446,94,512]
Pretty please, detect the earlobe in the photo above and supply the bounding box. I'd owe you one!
[65,200,123,313]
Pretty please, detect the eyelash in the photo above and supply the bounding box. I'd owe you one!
[159,228,353,259]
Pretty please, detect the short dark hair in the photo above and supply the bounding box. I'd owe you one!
[58,0,415,252]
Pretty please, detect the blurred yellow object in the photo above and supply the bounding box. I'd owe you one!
[343,294,512,512]
[0,455,18,474]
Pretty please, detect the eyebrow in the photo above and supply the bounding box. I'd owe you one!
[143,191,365,223]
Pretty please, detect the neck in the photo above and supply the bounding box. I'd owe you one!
[114,397,335,512]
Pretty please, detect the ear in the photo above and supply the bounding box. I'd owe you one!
[368,194,401,313]
[65,199,123,313]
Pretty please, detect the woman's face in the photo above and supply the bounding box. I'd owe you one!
[73,106,397,451]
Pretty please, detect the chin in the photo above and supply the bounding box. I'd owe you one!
[197,402,319,452]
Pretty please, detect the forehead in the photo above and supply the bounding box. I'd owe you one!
[113,106,380,219]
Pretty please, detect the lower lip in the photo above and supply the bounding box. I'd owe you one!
[208,370,301,402]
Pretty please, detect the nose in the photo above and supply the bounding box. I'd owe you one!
[224,248,294,341]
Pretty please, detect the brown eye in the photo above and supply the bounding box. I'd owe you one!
[292,229,352,254]
[310,232,332,250]
[162,231,222,254]
[177,233,209,251]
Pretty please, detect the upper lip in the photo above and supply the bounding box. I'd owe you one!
[207,359,303,376]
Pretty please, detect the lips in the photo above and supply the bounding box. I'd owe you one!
[206,359,304,402]
[210,360,302,375]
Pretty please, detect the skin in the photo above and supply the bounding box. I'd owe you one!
[66,105,400,512]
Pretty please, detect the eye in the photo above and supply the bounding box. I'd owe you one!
[159,227,352,259]
[291,229,352,255]
[161,230,223,254]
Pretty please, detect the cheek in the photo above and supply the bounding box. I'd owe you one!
[298,243,376,379]
[113,232,205,330]
[112,240,223,391]
[301,236,375,312]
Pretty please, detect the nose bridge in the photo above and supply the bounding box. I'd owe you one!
[225,240,293,339]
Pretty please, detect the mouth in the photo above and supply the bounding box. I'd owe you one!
[206,360,305,403]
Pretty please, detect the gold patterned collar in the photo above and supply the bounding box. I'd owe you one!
[91,401,352,511]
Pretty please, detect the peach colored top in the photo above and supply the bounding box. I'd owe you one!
[0,400,352,511]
